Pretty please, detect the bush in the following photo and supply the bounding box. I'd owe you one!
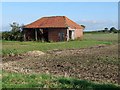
[2,31,23,41]
[2,22,24,41]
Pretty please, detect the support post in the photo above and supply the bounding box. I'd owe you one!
[23,33,26,41]
[23,30,26,41]
[67,29,69,41]
[35,29,38,41]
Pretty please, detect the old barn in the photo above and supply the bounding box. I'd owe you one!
[23,16,84,42]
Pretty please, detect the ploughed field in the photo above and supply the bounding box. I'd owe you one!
[2,33,119,88]
[3,44,118,84]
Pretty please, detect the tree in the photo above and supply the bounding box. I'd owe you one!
[81,25,86,29]
[109,27,117,33]
[103,27,109,33]
[105,28,108,30]
[10,22,21,32]
[10,22,20,40]
[2,22,24,41]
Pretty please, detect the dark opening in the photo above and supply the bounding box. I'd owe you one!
[24,28,49,42]
[69,30,72,39]
[43,29,49,42]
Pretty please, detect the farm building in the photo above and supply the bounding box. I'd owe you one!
[23,16,84,42]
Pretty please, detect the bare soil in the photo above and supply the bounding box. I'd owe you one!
[2,44,119,85]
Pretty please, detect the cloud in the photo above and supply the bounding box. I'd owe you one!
[77,19,118,31]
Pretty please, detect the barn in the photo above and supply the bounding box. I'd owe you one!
[23,16,84,42]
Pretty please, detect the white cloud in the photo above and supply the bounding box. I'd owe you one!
[77,19,118,31]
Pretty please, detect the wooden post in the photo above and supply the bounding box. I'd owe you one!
[35,29,38,41]
[23,33,26,41]
[23,30,26,41]
[67,29,69,41]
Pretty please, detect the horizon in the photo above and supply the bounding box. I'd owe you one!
[1,2,118,31]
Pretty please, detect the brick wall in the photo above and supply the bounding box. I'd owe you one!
[74,29,83,40]
[48,28,67,42]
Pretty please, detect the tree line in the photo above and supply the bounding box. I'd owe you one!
[99,27,120,33]
[85,27,120,33]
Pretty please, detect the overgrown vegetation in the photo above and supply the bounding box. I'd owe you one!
[2,71,120,89]
[2,40,112,56]
[2,33,117,56]
[2,22,24,41]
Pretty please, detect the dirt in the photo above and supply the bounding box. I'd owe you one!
[2,44,119,85]
[25,50,45,57]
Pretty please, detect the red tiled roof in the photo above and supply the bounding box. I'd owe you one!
[24,16,82,29]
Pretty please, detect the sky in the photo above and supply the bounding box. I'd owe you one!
[1,2,118,31]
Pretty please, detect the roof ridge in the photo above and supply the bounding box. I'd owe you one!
[42,16,66,18]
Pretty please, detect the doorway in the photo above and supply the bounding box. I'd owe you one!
[69,30,75,40]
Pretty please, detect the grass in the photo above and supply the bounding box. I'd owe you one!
[0,70,1,90]
[2,33,118,56]
[2,33,119,89]
[83,33,118,43]
[2,71,120,89]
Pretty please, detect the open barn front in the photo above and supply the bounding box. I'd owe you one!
[23,28,68,42]
[23,28,49,42]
